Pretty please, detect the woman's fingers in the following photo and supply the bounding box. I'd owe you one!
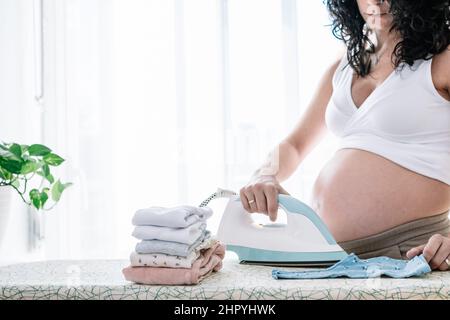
[438,259,450,271]
[246,194,258,213]
[239,178,289,221]
[253,186,267,214]
[240,188,256,213]
[406,244,425,259]
[264,184,278,222]
[422,234,444,264]
[409,234,450,270]
[429,235,450,270]
[405,235,450,271]
[239,188,251,212]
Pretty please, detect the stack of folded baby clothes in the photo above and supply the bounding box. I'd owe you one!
[122,205,226,285]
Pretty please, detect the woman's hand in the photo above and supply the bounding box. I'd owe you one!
[406,234,450,271]
[239,175,290,222]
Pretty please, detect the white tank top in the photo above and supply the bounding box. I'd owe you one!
[325,53,450,185]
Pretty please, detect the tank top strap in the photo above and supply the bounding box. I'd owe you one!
[332,52,351,89]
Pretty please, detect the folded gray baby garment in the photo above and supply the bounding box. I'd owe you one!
[132,205,213,228]
[135,230,211,257]
[272,253,431,279]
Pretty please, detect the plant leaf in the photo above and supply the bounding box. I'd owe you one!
[9,143,23,159]
[0,158,23,174]
[51,180,63,202]
[40,190,49,208]
[0,146,23,174]
[1,169,11,180]
[42,164,50,176]
[43,153,65,166]
[20,160,38,175]
[47,173,55,184]
[36,170,54,184]
[29,189,41,210]
[0,148,21,162]
[63,182,73,189]
[51,180,72,202]
[28,144,52,156]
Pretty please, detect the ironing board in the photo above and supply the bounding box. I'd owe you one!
[1,255,450,300]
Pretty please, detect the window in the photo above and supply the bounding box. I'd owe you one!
[1,0,343,260]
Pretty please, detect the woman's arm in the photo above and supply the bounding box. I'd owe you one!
[433,44,450,99]
[250,54,344,183]
[446,45,450,97]
[241,53,345,219]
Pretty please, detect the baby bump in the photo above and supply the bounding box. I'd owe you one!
[310,149,450,242]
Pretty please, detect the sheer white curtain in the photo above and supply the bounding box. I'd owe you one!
[39,0,117,259]
[0,0,44,263]
[18,0,343,260]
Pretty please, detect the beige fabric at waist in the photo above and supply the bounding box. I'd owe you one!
[337,211,450,260]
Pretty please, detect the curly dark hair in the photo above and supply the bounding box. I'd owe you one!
[324,0,450,76]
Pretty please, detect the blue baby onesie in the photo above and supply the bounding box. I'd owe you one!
[272,253,431,279]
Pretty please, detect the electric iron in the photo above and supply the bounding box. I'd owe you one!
[202,188,348,267]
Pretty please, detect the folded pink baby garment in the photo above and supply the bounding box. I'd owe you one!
[122,241,226,285]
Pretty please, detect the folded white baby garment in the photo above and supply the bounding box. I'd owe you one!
[132,221,206,244]
[132,205,213,228]
[130,251,200,268]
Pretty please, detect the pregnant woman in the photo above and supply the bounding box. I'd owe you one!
[240,0,450,270]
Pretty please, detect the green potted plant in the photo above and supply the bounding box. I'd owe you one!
[0,142,72,246]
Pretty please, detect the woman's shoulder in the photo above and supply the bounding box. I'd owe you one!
[432,45,450,68]
[430,45,450,95]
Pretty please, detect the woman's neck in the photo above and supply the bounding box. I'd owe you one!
[373,29,401,54]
